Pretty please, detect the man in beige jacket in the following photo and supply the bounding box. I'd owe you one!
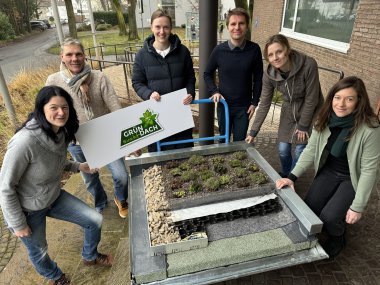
[46,38,129,218]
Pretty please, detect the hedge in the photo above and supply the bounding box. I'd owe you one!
[93,11,128,26]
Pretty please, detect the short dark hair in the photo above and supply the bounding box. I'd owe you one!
[20,86,79,143]
[315,76,378,135]
[226,8,250,26]
[263,34,291,61]
[151,9,172,27]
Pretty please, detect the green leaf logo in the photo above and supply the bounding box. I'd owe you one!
[140,110,157,128]
[121,109,163,148]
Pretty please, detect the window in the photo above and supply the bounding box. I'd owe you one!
[281,0,359,53]
[161,0,176,26]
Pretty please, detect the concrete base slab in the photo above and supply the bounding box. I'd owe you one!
[167,228,314,278]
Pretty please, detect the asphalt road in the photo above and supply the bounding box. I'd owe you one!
[0,27,68,83]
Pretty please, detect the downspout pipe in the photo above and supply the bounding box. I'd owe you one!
[198,1,218,145]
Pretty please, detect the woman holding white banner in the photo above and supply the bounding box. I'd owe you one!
[0,86,113,284]
[132,9,196,152]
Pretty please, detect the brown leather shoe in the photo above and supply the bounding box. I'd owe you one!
[114,196,128,218]
[83,253,113,267]
[49,273,70,285]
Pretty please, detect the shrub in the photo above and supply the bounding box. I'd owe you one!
[0,12,15,40]
[219,175,231,185]
[229,159,243,168]
[93,11,128,26]
[188,154,205,165]
[213,163,227,174]
[211,156,225,164]
[181,170,198,182]
[232,151,247,160]
[200,170,213,181]
[188,181,202,193]
[165,160,180,169]
[247,162,259,172]
[204,177,220,192]
[170,168,182,176]
[173,190,186,198]
[235,167,248,178]
[179,162,190,171]
[77,23,91,32]
[96,24,112,31]
[250,172,267,185]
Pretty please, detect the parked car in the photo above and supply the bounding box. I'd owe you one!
[30,20,48,31]
[41,19,52,29]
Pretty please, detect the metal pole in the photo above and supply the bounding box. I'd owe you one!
[140,0,144,40]
[198,1,218,145]
[51,0,64,44]
[86,0,99,58]
[0,65,17,128]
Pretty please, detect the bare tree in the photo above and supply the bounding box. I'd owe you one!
[64,0,77,38]
[127,0,139,40]
[186,0,199,12]
[234,0,253,40]
[110,0,127,35]
[98,0,109,11]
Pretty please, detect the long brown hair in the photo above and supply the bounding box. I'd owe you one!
[315,76,378,136]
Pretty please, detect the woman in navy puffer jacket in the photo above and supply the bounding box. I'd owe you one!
[132,9,196,152]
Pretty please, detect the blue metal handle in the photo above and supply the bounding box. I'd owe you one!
[156,98,229,151]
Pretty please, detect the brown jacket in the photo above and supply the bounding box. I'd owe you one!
[250,50,323,143]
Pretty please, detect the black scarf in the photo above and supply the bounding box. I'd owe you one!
[328,112,354,157]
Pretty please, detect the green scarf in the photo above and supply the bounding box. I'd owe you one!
[328,112,354,157]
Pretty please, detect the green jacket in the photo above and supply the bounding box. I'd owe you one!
[292,122,380,212]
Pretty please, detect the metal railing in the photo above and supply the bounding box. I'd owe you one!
[156,99,230,151]
[85,43,344,128]
[85,57,133,99]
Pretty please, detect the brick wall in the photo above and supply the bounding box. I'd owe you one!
[251,0,380,109]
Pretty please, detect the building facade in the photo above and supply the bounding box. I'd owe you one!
[251,0,379,108]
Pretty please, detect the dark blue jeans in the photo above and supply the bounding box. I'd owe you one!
[18,190,103,281]
[217,104,249,142]
[278,142,306,176]
[68,143,128,212]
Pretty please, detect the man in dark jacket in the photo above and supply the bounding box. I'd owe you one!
[132,9,196,152]
[204,8,263,142]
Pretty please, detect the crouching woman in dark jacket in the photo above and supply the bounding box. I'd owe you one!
[132,9,196,152]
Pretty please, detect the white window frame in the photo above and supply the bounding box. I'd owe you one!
[280,0,351,54]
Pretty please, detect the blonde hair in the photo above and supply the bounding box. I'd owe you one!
[60,38,85,54]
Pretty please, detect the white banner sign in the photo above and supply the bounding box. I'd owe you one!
[75,88,194,168]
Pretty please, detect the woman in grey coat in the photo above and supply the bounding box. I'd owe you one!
[246,34,323,177]
[0,86,112,285]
